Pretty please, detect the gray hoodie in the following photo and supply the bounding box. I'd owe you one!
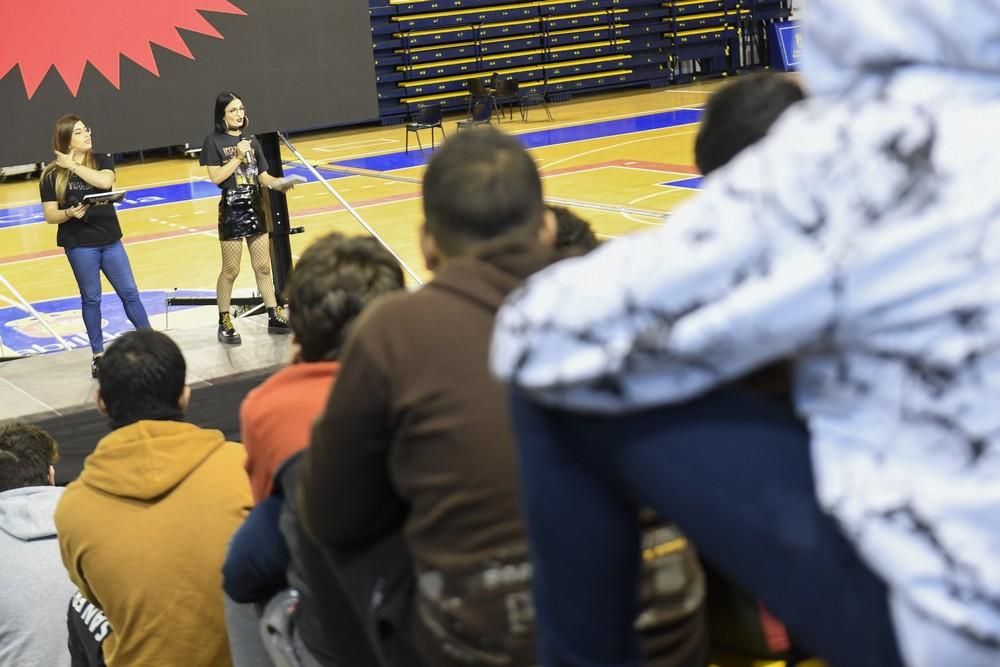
[0,485,74,667]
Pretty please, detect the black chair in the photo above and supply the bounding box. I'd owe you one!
[456,97,495,131]
[405,105,444,154]
[493,77,521,121]
[518,84,554,122]
[466,76,494,116]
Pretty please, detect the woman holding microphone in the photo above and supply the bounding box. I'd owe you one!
[200,91,295,345]
[39,114,151,378]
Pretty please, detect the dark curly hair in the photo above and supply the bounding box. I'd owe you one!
[549,205,599,253]
[287,233,405,362]
[0,421,59,492]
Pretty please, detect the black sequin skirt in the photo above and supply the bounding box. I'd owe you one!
[218,185,266,241]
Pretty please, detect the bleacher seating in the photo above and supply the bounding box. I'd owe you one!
[369,0,792,121]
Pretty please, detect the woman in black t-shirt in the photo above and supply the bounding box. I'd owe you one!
[200,92,296,345]
[39,115,151,379]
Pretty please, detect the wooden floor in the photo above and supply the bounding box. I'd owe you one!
[0,80,721,357]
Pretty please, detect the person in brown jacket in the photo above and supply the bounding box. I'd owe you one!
[297,127,555,666]
[297,128,706,667]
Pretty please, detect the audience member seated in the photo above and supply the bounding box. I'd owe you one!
[55,330,252,667]
[689,71,807,659]
[0,421,75,667]
[222,233,405,606]
[548,204,600,252]
[489,1,1000,666]
[298,128,708,667]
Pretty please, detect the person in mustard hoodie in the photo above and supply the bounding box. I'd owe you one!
[54,329,253,667]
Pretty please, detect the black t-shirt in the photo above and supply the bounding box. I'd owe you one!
[39,153,123,249]
[199,132,270,190]
[68,590,109,667]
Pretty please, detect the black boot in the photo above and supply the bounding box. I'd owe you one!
[218,312,242,345]
[267,307,291,334]
[91,355,102,379]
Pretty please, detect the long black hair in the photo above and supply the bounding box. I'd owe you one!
[213,91,246,134]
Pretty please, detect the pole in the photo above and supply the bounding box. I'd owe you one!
[0,274,72,352]
[279,133,423,285]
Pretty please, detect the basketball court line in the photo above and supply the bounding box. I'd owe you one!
[0,152,699,268]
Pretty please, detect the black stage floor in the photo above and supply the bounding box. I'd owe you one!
[0,318,290,483]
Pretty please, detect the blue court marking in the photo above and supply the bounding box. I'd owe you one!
[663,176,703,189]
[0,163,344,230]
[0,108,704,229]
[332,108,703,173]
[0,289,212,356]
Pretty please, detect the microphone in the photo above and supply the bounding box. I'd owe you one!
[240,133,257,170]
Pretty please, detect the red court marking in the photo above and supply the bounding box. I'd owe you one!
[542,159,699,177]
[0,227,218,265]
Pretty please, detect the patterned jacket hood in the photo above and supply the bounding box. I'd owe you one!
[802,0,1000,96]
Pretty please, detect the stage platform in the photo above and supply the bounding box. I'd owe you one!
[0,315,290,483]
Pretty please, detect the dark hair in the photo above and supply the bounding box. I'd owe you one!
[98,330,187,427]
[288,233,405,362]
[214,91,246,134]
[0,422,59,492]
[423,127,545,256]
[694,73,805,176]
[549,205,599,253]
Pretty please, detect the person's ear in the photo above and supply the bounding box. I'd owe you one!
[538,207,557,247]
[95,391,108,416]
[178,385,192,413]
[420,224,442,272]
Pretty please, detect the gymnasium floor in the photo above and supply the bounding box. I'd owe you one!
[0,82,716,357]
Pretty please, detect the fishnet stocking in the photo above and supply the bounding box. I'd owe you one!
[247,233,277,308]
[216,239,243,313]
[216,234,278,313]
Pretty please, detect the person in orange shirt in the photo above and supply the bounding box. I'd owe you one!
[222,233,404,608]
[239,232,406,503]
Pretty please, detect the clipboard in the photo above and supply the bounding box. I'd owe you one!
[82,191,127,205]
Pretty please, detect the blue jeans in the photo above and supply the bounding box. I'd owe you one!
[509,387,904,667]
[65,241,151,354]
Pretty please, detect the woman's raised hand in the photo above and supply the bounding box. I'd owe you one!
[54,150,77,170]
